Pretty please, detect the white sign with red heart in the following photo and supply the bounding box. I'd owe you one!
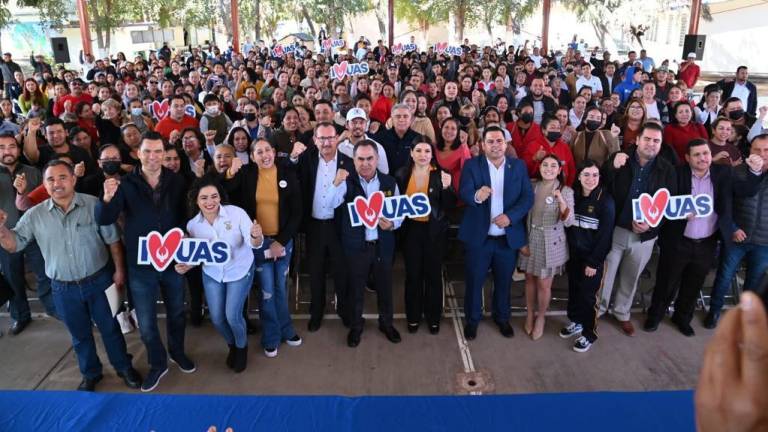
[348,191,431,229]
[330,61,370,81]
[631,188,713,228]
[137,228,231,272]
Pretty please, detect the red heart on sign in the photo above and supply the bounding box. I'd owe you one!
[146,229,183,271]
[638,188,670,228]
[323,39,332,50]
[435,42,448,55]
[354,191,385,229]
[391,43,403,55]
[272,45,284,57]
[332,61,349,80]
[151,99,169,120]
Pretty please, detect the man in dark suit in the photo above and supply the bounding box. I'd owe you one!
[458,126,534,340]
[645,139,745,335]
[599,63,618,97]
[719,66,758,117]
[294,122,353,331]
[331,139,402,347]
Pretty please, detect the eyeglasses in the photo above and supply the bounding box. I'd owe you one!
[315,136,336,142]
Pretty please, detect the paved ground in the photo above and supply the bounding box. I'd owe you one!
[0,244,729,396]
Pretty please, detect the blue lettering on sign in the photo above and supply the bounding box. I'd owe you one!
[347,192,432,227]
[403,43,417,52]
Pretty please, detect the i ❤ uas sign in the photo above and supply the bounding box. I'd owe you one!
[348,191,431,229]
[137,228,230,271]
[632,188,713,228]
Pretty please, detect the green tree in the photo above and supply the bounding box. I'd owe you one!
[395,0,450,43]
[561,0,622,47]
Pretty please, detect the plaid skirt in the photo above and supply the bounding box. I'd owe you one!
[518,227,566,278]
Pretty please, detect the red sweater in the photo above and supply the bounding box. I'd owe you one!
[521,136,577,186]
[53,93,94,117]
[506,121,543,157]
[663,122,709,163]
[155,115,200,141]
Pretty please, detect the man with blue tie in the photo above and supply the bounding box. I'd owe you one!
[459,126,534,340]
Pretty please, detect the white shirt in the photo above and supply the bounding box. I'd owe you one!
[695,105,720,125]
[529,55,542,67]
[186,205,259,283]
[312,153,338,220]
[575,75,602,94]
[485,158,506,236]
[569,109,583,128]
[645,101,661,120]
[338,136,390,174]
[732,82,750,111]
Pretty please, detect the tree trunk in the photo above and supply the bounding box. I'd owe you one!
[254,0,261,40]
[301,5,315,36]
[454,0,466,42]
[590,19,608,48]
[218,0,234,39]
[420,19,429,44]
[90,0,106,50]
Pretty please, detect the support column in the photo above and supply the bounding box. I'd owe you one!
[75,0,93,55]
[541,0,551,54]
[688,0,702,34]
[388,0,394,47]
[231,0,240,53]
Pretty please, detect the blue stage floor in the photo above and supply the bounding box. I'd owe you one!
[0,390,695,431]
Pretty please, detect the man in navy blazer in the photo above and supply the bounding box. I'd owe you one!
[458,126,534,340]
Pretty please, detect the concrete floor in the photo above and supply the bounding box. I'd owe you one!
[0,245,724,396]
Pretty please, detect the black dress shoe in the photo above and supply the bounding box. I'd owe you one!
[672,317,695,337]
[379,325,401,343]
[347,329,362,347]
[428,324,440,335]
[117,368,142,389]
[643,318,659,332]
[703,310,720,329]
[407,323,419,334]
[10,319,30,336]
[464,323,477,340]
[307,318,322,332]
[496,321,514,338]
[77,374,103,392]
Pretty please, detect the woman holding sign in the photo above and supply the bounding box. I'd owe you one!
[179,176,262,373]
[395,136,455,334]
[223,138,303,359]
[519,154,575,340]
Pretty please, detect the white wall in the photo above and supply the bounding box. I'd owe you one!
[698,2,768,73]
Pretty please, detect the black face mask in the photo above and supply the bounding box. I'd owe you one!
[546,131,562,142]
[728,109,744,120]
[457,115,471,127]
[244,113,257,122]
[585,120,601,131]
[101,161,121,176]
[520,113,534,123]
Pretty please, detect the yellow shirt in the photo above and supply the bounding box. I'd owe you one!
[255,166,280,236]
[406,168,433,222]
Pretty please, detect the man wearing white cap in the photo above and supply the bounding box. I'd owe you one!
[678,52,701,90]
[337,107,390,174]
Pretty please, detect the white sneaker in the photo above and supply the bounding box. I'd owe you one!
[264,347,278,358]
[573,336,592,353]
[559,322,583,338]
[116,311,135,334]
[285,335,302,347]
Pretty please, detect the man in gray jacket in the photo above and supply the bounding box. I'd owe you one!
[0,53,21,97]
[705,134,768,328]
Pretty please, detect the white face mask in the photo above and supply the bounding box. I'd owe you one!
[131,107,143,116]
[206,106,220,116]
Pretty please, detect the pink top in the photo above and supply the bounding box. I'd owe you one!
[435,143,471,193]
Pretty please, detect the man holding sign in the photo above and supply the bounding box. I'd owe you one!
[0,160,141,392]
[645,139,760,335]
[599,122,677,336]
[331,140,402,347]
[96,131,195,392]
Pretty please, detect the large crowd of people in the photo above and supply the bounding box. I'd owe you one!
[0,36,765,395]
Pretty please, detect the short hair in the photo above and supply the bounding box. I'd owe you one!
[712,116,732,130]
[686,138,709,153]
[482,125,505,140]
[203,93,220,104]
[44,117,65,130]
[390,103,411,115]
[639,121,664,136]
[141,130,165,148]
[751,133,768,146]
[214,143,235,155]
[313,99,333,111]
[313,121,337,136]
[736,65,748,74]
[0,131,18,143]
[353,139,378,157]
[43,159,75,176]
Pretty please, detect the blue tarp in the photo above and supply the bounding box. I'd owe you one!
[0,390,695,431]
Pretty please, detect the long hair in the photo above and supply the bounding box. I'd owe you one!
[535,153,566,190]
[572,159,601,198]
[619,97,647,129]
[436,117,462,151]
[21,79,44,105]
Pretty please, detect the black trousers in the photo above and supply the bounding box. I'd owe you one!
[185,266,205,318]
[307,219,348,321]
[566,255,603,342]
[346,242,393,332]
[403,221,444,326]
[648,235,718,325]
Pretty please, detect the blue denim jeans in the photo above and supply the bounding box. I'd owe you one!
[255,238,296,350]
[202,263,255,348]
[710,242,768,312]
[0,241,55,321]
[129,265,187,371]
[51,267,132,379]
